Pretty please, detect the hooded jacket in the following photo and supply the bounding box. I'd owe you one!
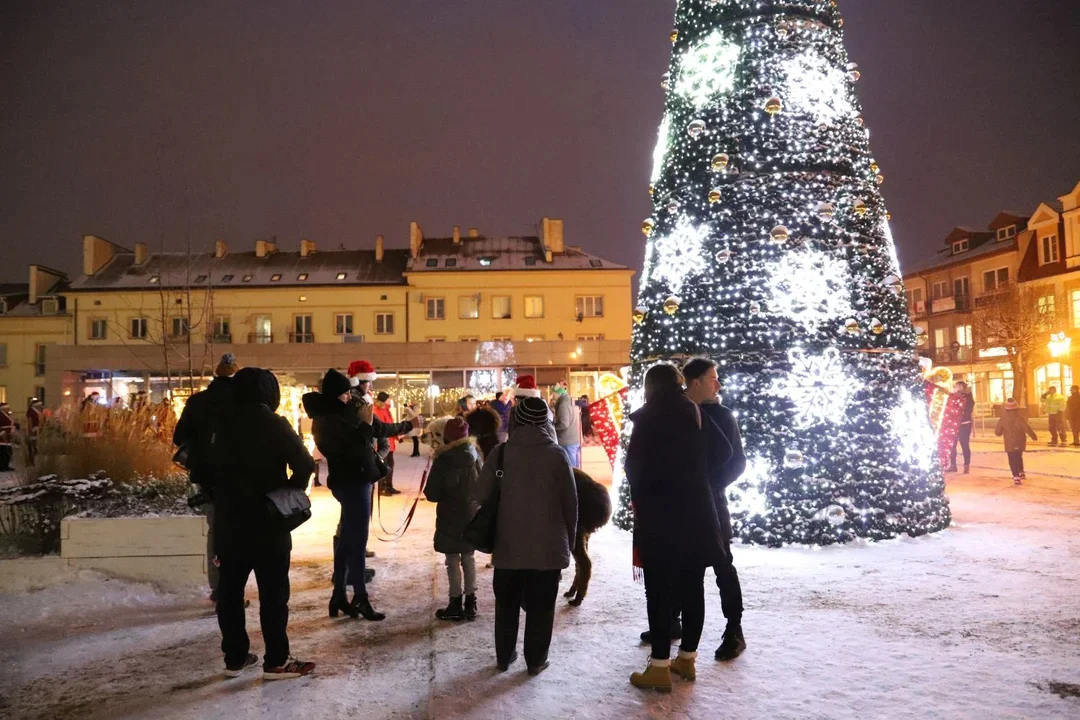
[423,437,483,554]
[173,375,234,489]
[995,409,1037,452]
[553,391,582,447]
[213,368,314,545]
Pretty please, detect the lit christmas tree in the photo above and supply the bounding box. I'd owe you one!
[613,0,951,545]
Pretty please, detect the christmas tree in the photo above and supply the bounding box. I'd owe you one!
[613,0,951,546]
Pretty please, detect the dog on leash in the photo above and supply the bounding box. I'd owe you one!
[565,468,612,607]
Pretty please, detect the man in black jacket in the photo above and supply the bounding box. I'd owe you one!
[173,353,238,601]
[213,367,316,680]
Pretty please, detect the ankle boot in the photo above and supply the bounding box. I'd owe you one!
[963,465,970,475]
[670,650,697,681]
[435,596,465,621]
[350,593,385,621]
[630,658,672,693]
[463,594,477,621]
[329,588,351,618]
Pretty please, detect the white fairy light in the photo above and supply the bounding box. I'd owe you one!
[650,114,671,184]
[726,455,773,519]
[768,249,852,329]
[677,30,741,109]
[644,216,711,295]
[892,389,937,471]
[771,347,853,429]
[780,50,854,125]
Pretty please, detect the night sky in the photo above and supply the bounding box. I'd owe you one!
[2,0,1078,284]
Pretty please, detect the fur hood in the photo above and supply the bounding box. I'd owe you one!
[434,435,478,460]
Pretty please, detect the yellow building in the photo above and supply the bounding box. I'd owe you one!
[49,218,633,410]
[0,265,71,418]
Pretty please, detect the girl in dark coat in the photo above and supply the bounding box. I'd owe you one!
[625,363,725,692]
[465,404,504,460]
[424,417,483,621]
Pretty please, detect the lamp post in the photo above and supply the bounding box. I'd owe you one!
[1048,332,1071,359]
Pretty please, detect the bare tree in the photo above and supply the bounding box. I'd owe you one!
[972,283,1050,406]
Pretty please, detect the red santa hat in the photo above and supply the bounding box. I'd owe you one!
[513,374,541,398]
[347,359,378,386]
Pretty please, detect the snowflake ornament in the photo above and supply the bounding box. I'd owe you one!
[645,217,711,295]
[768,249,852,330]
[771,347,853,429]
[677,31,741,109]
[779,50,854,125]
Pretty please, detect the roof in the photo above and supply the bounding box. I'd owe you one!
[902,236,1019,276]
[0,281,68,317]
[0,283,29,297]
[69,249,411,291]
[406,236,627,273]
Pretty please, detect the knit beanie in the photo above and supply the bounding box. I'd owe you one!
[215,353,239,378]
[321,368,352,397]
[513,397,550,426]
[443,417,469,444]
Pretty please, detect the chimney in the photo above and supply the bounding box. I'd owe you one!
[375,235,385,262]
[82,234,123,277]
[214,239,228,258]
[468,227,479,238]
[300,238,316,257]
[28,265,66,304]
[134,242,148,266]
[542,217,565,254]
[452,225,462,244]
[409,221,424,259]
[256,239,269,258]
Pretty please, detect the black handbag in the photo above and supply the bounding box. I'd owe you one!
[265,487,312,532]
[463,445,504,554]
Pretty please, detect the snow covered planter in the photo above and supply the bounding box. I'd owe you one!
[60,515,209,587]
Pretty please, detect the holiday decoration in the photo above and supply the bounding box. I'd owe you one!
[589,386,628,467]
[613,0,949,545]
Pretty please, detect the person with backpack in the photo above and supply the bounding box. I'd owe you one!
[212,367,316,680]
[473,397,578,675]
[424,417,483,621]
[995,398,1038,485]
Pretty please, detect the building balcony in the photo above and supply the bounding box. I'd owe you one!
[210,333,232,344]
[933,346,975,364]
[289,332,315,344]
[930,295,970,314]
[248,333,273,344]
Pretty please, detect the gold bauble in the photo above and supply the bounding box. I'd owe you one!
[642,219,655,237]
[663,296,681,315]
[817,202,835,219]
[708,189,722,204]
[687,119,706,138]
[670,30,678,44]
[844,318,860,335]
[916,333,929,347]
[769,225,790,243]
[853,199,868,216]
[648,184,655,197]
[711,153,730,171]
[765,97,783,116]
[886,211,893,221]
[870,162,880,173]
[632,307,647,325]
[870,319,885,335]
[876,174,885,185]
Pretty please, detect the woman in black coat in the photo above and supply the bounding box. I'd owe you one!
[625,363,725,692]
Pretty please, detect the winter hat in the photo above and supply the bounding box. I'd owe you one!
[443,417,469,444]
[321,368,352,397]
[348,359,378,387]
[215,353,239,378]
[513,396,550,426]
[1004,398,1019,410]
[514,375,541,398]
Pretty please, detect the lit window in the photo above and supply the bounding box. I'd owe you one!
[426,297,445,320]
[492,296,512,319]
[270,274,282,281]
[458,295,479,319]
[460,336,479,342]
[1072,289,1080,329]
[427,337,446,343]
[149,276,160,284]
[1040,235,1059,265]
[578,334,604,341]
[576,296,604,318]
[524,295,545,318]
[525,335,544,342]
[479,257,494,267]
[297,273,308,281]
[336,272,348,280]
[299,296,307,302]
[242,274,253,282]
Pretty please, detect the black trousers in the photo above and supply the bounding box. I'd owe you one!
[331,483,371,595]
[379,452,397,492]
[1007,450,1025,477]
[493,568,561,667]
[411,436,421,456]
[0,444,12,470]
[670,544,744,626]
[951,423,972,468]
[216,533,292,669]
[644,561,707,660]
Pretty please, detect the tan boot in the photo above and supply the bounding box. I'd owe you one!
[670,651,697,681]
[630,658,672,693]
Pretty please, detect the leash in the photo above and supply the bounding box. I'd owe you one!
[372,453,432,542]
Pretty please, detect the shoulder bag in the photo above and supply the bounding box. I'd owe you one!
[265,486,312,532]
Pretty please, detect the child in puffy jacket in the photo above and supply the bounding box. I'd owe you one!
[995,398,1037,486]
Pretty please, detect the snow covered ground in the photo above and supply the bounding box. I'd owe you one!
[1,450,1079,719]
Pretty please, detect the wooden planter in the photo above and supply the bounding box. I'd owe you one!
[60,516,208,587]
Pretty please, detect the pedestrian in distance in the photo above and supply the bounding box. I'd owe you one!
[211,367,316,680]
[490,391,512,444]
[406,402,424,457]
[1042,386,1067,446]
[948,381,975,473]
[0,402,15,471]
[1066,386,1080,447]
[473,396,578,676]
[576,395,594,439]
[424,416,483,622]
[373,391,403,496]
[626,363,728,693]
[995,398,1037,485]
[552,381,583,469]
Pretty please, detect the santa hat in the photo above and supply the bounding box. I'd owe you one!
[347,359,378,386]
[513,374,541,398]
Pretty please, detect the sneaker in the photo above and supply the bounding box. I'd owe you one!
[715,626,746,661]
[630,658,672,693]
[263,657,316,680]
[224,653,258,678]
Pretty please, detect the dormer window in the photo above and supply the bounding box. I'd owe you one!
[525,257,537,266]
[242,274,253,282]
[952,239,969,254]
[336,272,348,280]
[270,274,282,282]
[997,225,1017,241]
[589,259,603,267]
[221,274,234,282]
[149,276,160,284]
[0,300,7,314]
[445,258,458,268]
[1039,234,1060,266]
[193,275,207,283]
[297,273,308,281]
[425,258,439,268]
[479,257,494,267]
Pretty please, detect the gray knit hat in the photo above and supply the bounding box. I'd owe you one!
[512,396,550,426]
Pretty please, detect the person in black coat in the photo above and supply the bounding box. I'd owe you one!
[212,367,316,680]
[626,363,727,692]
[302,369,416,622]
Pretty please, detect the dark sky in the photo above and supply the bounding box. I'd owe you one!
[2,0,1078,284]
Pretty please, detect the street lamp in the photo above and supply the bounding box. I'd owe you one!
[1048,332,1071,358]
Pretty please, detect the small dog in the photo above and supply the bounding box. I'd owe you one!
[564,468,612,607]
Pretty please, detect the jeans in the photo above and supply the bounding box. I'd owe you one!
[493,569,561,668]
[561,444,581,469]
[1007,450,1026,477]
[644,562,707,660]
[951,423,972,468]
[445,551,477,597]
[331,483,372,595]
[216,533,292,669]
[1048,414,1066,444]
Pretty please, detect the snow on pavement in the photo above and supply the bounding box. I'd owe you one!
[1,451,1078,719]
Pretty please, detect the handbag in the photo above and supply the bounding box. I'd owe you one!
[265,486,312,532]
[462,444,504,554]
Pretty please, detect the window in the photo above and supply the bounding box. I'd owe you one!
[297,273,308,281]
[983,268,1009,293]
[934,328,947,349]
[89,318,107,340]
[1036,363,1073,400]
[0,300,6,314]
[221,274,234,282]
[931,282,948,301]
[34,344,46,376]
[0,386,5,403]
[953,277,970,299]
[426,297,445,320]
[213,316,231,341]
[427,337,446,342]
[193,274,207,283]
[375,312,395,335]
[988,370,1014,404]
[335,313,354,336]
[525,257,537,267]
[458,295,479,319]
[1040,234,1059,265]
[524,295,545,318]
[171,317,190,337]
[130,318,148,339]
[479,257,494,267]
[459,336,479,342]
[955,325,973,347]
[578,334,604,341]
[997,225,1016,241]
[336,272,348,280]
[525,335,545,342]
[293,315,313,343]
[492,296,512,319]
[1072,290,1080,329]
[270,274,282,282]
[0,343,6,366]
[952,240,969,254]
[445,259,458,268]
[492,336,512,342]
[242,274,253,283]
[576,296,604,318]
[149,275,160,284]
[34,386,45,405]
[1038,294,1056,329]
[425,258,439,268]
[589,259,603,268]
[252,315,272,343]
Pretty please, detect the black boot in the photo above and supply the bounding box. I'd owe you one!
[715,624,746,661]
[329,588,354,618]
[963,465,970,475]
[365,567,376,583]
[463,594,477,621]
[350,593,386,621]
[639,617,682,645]
[435,596,466,621]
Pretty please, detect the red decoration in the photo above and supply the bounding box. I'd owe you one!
[588,387,628,467]
[925,380,963,468]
